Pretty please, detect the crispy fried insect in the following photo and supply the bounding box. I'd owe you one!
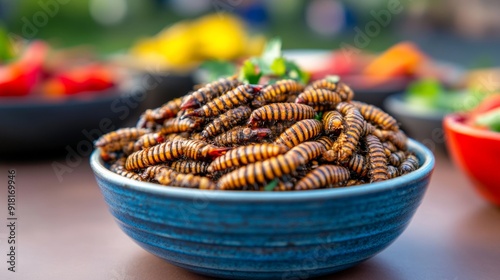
[382,141,397,155]
[185,84,260,118]
[345,179,365,186]
[183,139,230,160]
[286,141,326,165]
[176,108,194,118]
[361,121,377,136]
[180,76,241,109]
[141,164,170,180]
[308,79,354,101]
[333,102,365,161]
[351,101,398,131]
[387,165,399,179]
[154,167,178,185]
[252,79,304,107]
[164,133,189,141]
[200,106,252,138]
[110,158,144,181]
[373,130,408,150]
[213,127,271,147]
[295,88,342,111]
[322,150,337,162]
[170,160,209,175]
[294,165,350,190]
[322,110,343,134]
[110,157,126,173]
[133,133,165,151]
[217,154,300,190]
[345,154,368,177]
[125,140,184,170]
[137,97,184,128]
[161,118,202,134]
[316,136,335,150]
[274,119,323,148]
[191,132,205,140]
[248,103,316,127]
[336,82,355,102]
[208,143,288,172]
[365,134,389,182]
[268,121,295,138]
[170,173,217,189]
[389,151,406,167]
[399,153,419,175]
[156,168,215,189]
[95,128,149,152]
[115,168,144,181]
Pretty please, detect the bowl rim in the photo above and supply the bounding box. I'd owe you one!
[384,93,446,120]
[90,139,434,202]
[444,113,500,140]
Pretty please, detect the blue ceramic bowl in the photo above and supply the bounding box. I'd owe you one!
[90,139,434,279]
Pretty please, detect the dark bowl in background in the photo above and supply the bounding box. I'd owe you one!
[384,94,447,154]
[342,75,410,109]
[139,72,194,110]
[0,84,146,159]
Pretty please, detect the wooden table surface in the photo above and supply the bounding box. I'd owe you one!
[1,150,499,280]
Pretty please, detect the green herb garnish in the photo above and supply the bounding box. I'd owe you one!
[239,38,309,84]
[264,179,279,191]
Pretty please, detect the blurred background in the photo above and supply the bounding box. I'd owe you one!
[1,0,500,64]
[1,0,500,158]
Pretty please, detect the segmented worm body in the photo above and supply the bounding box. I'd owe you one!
[294,165,350,190]
[274,119,323,148]
[295,88,342,111]
[125,140,184,170]
[170,160,209,175]
[200,106,252,139]
[180,76,241,109]
[253,79,304,107]
[95,128,149,152]
[322,110,343,134]
[351,101,398,131]
[217,154,300,190]
[333,102,365,161]
[212,127,271,147]
[286,141,326,165]
[186,84,259,118]
[365,134,388,182]
[208,143,288,172]
[248,103,316,127]
[399,153,419,175]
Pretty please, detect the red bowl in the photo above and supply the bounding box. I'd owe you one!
[443,114,500,205]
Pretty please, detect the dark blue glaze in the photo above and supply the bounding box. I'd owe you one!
[91,139,434,280]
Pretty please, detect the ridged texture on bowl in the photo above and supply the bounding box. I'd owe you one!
[91,139,433,279]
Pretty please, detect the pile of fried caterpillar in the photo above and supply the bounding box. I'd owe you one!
[95,76,419,191]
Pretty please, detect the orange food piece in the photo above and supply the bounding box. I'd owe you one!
[44,64,115,96]
[363,42,426,79]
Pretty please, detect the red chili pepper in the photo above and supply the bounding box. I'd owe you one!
[43,64,115,96]
[0,41,47,97]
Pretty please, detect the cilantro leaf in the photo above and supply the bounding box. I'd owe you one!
[239,60,261,84]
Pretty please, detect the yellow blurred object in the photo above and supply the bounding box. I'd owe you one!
[193,14,246,60]
[130,14,264,71]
